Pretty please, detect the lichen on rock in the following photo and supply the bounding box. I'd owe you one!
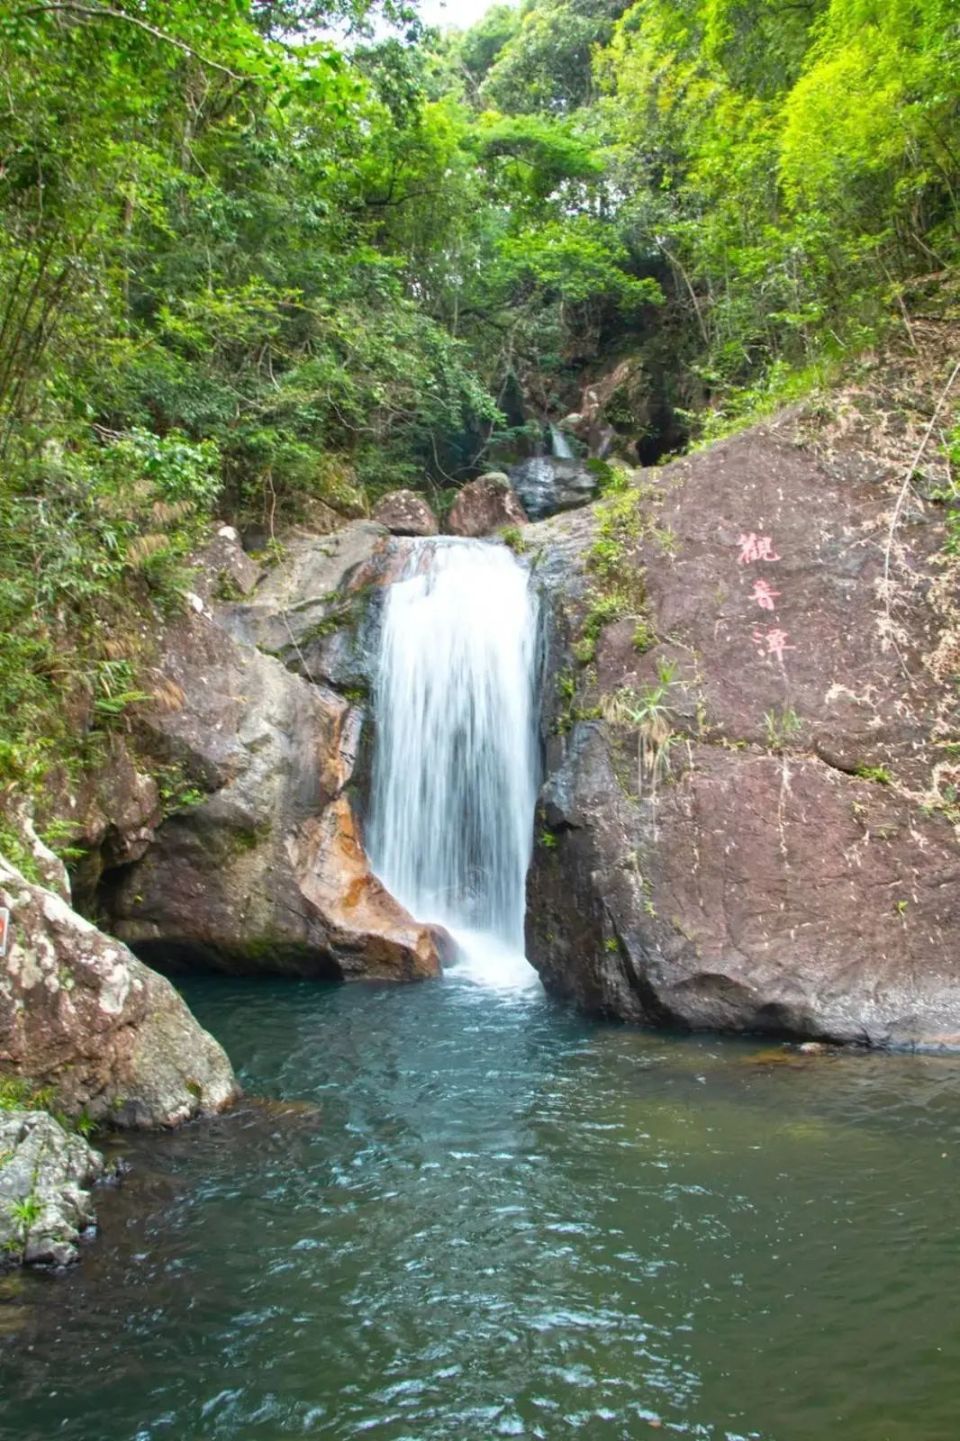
[0,853,238,1125]
[0,1110,104,1269]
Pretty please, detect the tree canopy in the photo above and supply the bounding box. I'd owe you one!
[0,0,957,838]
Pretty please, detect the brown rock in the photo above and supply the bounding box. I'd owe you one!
[447,473,528,537]
[372,490,439,537]
[293,798,449,980]
[104,528,446,983]
[0,854,238,1126]
[525,409,960,1049]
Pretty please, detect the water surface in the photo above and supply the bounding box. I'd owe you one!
[2,972,959,1441]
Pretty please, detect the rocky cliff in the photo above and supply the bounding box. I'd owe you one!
[99,522,448,981]
[524,377,960,1049]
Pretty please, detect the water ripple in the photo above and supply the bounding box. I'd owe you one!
[2,976,960,1441]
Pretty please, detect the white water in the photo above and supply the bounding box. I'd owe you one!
[550,422,575,460]
[368,539,540,988]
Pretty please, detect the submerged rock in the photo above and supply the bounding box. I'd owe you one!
[525,406,960,1049]
[0,853,238,1125]
[447,473,528,537]
[0,1111,103,1268]
[372,489,439,537]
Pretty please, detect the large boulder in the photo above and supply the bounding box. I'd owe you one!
[0,1111,104,1268]
[524,381,960,1049]
[372,489,439,537]
[103,525,448,981]
[0,854,238,1125]
[447,473,528,537]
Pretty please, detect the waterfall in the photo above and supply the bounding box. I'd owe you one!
[550,423,575,460]
[368,539,540,986]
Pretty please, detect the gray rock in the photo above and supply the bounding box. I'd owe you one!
[510,456,597,521]
[0,1110,104,1268]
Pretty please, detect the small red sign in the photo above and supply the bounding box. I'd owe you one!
[0,908,9,959]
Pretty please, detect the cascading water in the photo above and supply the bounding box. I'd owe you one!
[368,538,540,987]
[549,422,575,460]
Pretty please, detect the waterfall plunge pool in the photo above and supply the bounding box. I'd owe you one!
[4,541,958,1439]
[2,972,960,1441]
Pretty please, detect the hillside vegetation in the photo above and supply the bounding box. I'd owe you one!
[0,0,957,851]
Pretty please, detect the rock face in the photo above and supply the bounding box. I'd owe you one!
[447,473,528,537]
[0,854,238,1125]
[103,523,448,981]
[0,1111,104,1268]
[525,399,960,1049]
[372,489,439,536]
[510,456,597,521]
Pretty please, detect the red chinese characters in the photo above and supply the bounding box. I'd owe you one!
[737,532,781,566]
[732,526,795,661]
[752,627,794,662]
[749,577,780,611]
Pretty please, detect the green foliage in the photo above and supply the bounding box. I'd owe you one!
[0,0,957,824]
[856,763,893,785]
[499,526,528,554]
[599,0,959,413]
[574,590,630,664]
[603,659,680,803]
[475,0,629,115]
[9,1196,41,1231]
[632,619,656,653]
[763,706,802,750]
[0,1078,42,1113]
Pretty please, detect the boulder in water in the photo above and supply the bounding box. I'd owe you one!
[372,490,439,537]
[447,473,528,537]
[510,456,597,521]
[293,798,450,980]
[0,1111,104,1268]
[0,853,238,1125]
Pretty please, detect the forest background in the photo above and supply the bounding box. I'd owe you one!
[0,0,956,852]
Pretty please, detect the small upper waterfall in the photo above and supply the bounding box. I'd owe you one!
[550,422,575,460]
[368,539,539,985]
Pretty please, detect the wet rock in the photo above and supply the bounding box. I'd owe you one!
[0,1111,104,1269]
[0,854,238,1125]
[525,411,960,1049]
[372,490,439,537]
[292,797,450,980]
[510,456,597,521]
[447,473,528,537]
